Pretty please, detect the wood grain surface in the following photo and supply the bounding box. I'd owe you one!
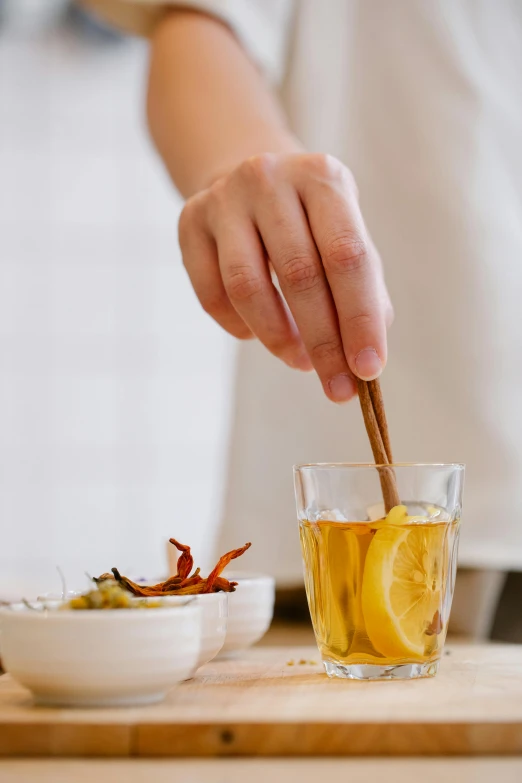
[1,759,522,783]
[1,644,521,757]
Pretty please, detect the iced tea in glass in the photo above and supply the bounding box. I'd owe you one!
[294,464,464,680]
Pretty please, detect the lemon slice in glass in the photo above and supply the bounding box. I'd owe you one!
[361,523,445,659]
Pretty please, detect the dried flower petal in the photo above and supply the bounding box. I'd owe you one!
[212,576,238,592]
[426,609,443,636]
[106,539,251,597]
[111,569,162,597]
[203,543,251,593]
[169,538,194,580]
[159,576,183,590]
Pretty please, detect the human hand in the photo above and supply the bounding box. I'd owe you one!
[178,153,393,402]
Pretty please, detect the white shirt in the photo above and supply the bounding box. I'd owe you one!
[90,0,522,582]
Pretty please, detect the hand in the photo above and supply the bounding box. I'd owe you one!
[178,153,393,402]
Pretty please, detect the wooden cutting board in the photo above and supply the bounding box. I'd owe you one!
[2,759,522,783]
[1,644,522,757]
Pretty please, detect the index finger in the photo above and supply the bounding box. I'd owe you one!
[299,168,387,381]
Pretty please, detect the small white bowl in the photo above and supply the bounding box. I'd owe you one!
[38,585,227,671]
[0,601,201,707]
[219,573,275,655]
[193,592,227,668]
[153,592,228,671]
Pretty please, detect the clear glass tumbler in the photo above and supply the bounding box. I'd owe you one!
[294,463,465,680]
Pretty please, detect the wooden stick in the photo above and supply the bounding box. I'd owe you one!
[367,379,394,464]
[357,378,400,513]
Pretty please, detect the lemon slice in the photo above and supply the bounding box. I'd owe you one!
[361,523,445,659]
[384,504,409,525]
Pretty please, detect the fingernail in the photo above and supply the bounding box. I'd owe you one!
[355,347,383,381]
[328,373,356,403]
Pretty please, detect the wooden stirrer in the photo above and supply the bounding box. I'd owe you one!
[357,378,400,513]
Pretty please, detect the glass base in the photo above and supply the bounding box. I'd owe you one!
[323,658,439,680]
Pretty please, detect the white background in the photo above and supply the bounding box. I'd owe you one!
[0,21,235,599]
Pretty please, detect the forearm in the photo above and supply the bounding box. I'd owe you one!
[147,9,301,197]
[148,10,391,399]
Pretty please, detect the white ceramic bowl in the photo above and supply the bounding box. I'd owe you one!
[219,573,275,655]
[0,601,201,707]
[39,586,227,671]
[137,575,229,670]
[155,592,228,670]
[193,592,228,668]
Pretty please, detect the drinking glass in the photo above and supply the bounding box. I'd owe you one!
[294,463,464,680]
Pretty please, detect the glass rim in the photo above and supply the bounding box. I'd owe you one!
[294,462,465,471]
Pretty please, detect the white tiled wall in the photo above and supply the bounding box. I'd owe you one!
[0,26,235,598]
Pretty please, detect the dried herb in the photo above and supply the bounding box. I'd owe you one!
[169,537,194,580]
[425,609,443,636]
[61,581,185,610]
[102,539,252,597]
[203,542,251,593]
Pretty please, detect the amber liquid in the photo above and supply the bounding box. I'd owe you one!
[299,516,459,666]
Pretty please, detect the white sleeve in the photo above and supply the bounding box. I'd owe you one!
[80,0,295,84]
